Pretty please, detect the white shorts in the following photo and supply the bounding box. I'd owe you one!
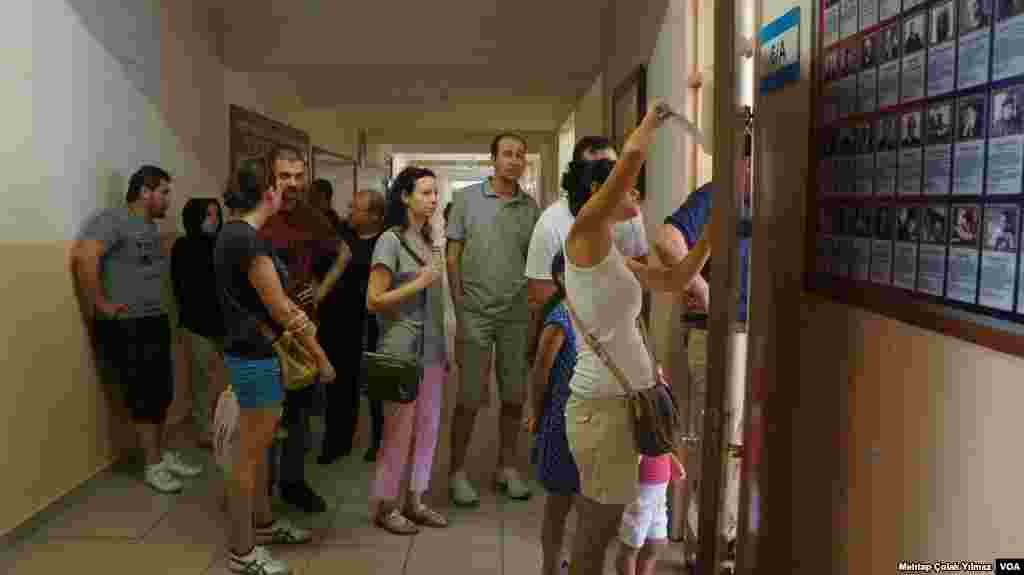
[619,482,669,549]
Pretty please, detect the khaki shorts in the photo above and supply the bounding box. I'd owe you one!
[457,309,529,406]
[565,394,640,505]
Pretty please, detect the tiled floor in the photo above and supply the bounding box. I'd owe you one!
[0,420,691,575]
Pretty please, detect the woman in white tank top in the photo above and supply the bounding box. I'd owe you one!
[561,100,716,575]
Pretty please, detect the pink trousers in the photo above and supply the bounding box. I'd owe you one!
[370,362,445,499]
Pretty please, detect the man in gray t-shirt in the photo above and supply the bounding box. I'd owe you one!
[73,165,202,494]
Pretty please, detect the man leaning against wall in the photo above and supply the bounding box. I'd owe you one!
[72,165,204,494]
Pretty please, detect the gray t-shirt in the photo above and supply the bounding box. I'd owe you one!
[79,207,166,319]
[371,229,428,358]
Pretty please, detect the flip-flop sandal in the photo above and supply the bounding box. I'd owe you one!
[405,505,449,528]
[375,509,420,535]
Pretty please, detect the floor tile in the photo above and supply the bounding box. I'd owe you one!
[7,541,217,575]
[39,476,177,540]
[404,534,502,575]
[306,544,405,575]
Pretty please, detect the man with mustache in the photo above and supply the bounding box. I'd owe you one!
[257,145,338,513]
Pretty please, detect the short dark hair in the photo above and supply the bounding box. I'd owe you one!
[564,159,616,217]
[223,157,269,213]
[490,133,528,158]
[385,166,437,244]
[572,136,615,162]
[443,202,453,223]
[311,178,333,202]
[551,251,566,295]
[126,165,171,202]
[268,145,305,173]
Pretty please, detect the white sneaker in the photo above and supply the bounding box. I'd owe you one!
[145,463,183,494]
[255,518,313,545]
[229,545,290,575]
[496,468,532,500]
[449,470,480,507]
[162,451,203,477]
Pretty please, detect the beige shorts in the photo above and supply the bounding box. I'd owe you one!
[565,394,640,506]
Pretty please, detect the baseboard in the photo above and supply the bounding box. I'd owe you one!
[0,455,118,546]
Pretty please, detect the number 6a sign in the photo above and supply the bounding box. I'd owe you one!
[759,7,801,94]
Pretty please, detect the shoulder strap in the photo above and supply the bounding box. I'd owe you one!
[388,226,427,267]
[562,296,636,397]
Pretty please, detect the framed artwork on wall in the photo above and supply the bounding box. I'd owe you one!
[612,65,648,195]
[228,104,311,197]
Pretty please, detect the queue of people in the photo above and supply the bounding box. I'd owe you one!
[70,98,718,575]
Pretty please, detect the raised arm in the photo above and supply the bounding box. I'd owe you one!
[314,240,352,307]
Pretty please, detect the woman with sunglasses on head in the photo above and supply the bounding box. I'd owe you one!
[561,100,716,575]
[215,158,337,575]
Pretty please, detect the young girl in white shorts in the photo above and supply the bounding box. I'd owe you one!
[616,453,684,575]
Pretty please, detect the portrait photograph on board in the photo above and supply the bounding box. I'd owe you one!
[918,204,950,295]
[894,205,922,289]
[877,113,901,196]
[902,10,929,102]
[958,0,993,89]
[987,85,1024,195]
[925,100,955,195]
[948,204,983,302]
[901,108,925,195]
[854,207,874,280]
[953,93,988,195]
[979,204,1019,310]
[857,122,876,196]
[929,0,958,96]
[861,33,880,113]
[879,22,902,107]
[872,205,896,283]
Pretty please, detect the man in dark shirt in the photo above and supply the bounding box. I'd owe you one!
[257,145,337,513]
[314,188,387,464]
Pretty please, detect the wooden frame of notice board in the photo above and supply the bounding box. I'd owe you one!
[804,0,1024,357]
[229,104,312,194]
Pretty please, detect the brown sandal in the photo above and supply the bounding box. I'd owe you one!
[375,509,420,535]
[404,504,449,528]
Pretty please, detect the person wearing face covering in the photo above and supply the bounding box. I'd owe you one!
[171,197,229,447]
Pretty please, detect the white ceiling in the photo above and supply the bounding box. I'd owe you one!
[215,0,610,123]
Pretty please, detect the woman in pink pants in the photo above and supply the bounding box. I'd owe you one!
[366,167,449,535]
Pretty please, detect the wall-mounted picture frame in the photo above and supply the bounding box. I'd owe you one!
[228,104,311,195]
[612,65,648,196]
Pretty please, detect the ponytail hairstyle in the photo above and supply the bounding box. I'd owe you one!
[562,158,616,217]
[223,157,270,214]
[542,250,567,321]
[384,166,437,244]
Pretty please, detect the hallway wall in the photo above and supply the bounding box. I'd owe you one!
[0,0,228,536]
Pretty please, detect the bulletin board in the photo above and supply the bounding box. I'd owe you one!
[805,0,1024,356]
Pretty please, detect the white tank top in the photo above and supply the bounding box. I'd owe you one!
[565,242,655,398]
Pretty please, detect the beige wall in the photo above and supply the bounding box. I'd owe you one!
[574,75,605,139]
[0,0,228,536]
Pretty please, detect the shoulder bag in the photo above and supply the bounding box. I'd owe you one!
[361,227,428,404]
[224,282,320,392]
[563,296,684,458]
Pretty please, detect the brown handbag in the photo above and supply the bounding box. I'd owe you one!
[563,297,684,458]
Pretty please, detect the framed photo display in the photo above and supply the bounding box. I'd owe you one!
[808,0,1024,357]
